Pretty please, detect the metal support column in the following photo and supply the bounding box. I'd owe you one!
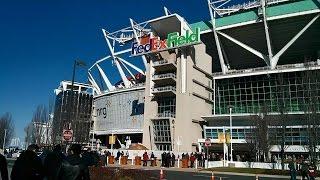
[208,0,228,74]
[261,0,273,67]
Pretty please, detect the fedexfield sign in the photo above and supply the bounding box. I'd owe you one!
[131,27,200,56]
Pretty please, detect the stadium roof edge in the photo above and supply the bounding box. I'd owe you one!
[191,0,320,32]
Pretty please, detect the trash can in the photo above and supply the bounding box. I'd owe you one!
[182,159,189,168]
[121,156,128,165]
[135,156,141,165]
[108,155,115,164]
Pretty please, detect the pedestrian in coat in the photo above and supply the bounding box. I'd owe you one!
[171,153,175,167]
[288,158,297,180]
[0,153,8,180]
[309,163,316,180]
[66,144,89,180]
[142,152,148,166]
[161,152,166,167]
[166,152,171,168]
[11,144,44,180]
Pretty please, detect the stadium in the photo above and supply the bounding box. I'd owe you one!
[88,0,320,158]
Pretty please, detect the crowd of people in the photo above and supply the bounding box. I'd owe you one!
[1,146,318,180]
[140,151,208,168]
[288,156,317,180]
[3,144,101,180]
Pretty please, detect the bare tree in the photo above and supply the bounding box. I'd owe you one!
[274,73,289,170]
[0,112,15,149]
[24,122,34,148]
[301,68,320,164]
[249,104,275,162]
[31,104,49,146]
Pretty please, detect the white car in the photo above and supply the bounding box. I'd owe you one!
[12,151,21,158]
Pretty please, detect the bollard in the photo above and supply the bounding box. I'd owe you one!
[220,177,222,180]
[177,159,180,168]
[119,157,121,165]
[211,172,215,180]
[255,174,258,180]
[106,156,109,167]
[195,159,198,169]
[160,168,164,179]
[131,158,134,165]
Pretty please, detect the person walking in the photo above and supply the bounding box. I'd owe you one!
[11,144,44,180]
[288,158,297,180]
[190,153,196,168]
[197,153,202,167]
[66,144,89,180]
[300,160,309,180]
[150,152,155,167]
[171,153,175,167]
[116,151,121,163]
[185,153,190,168]
[0,153,8,180]
[166,152,171,168]
[308,163,316,180]
[161,152,166,167]
[142,151,148,166]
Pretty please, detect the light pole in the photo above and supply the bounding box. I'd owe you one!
[66,60,86,143]
[228,105,234,162]
[3,129,7,151]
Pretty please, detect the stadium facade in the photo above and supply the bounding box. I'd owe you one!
[89,0,320,155]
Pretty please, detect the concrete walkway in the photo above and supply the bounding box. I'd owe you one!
[106,163,295,179]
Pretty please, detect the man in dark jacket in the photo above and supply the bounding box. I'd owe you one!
[171,153,175,167]
[0,153,8,180]
[166,152,171,168]
[161,152,165,167]
[66,144,89,180]
[11,144,44,180]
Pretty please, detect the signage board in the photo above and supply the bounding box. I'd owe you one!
[205,138,211,147]
[131,27,201,56]
[63,129,73,142]
[93,89,145,134]
[218,132,230,144]
[109,135,116,145]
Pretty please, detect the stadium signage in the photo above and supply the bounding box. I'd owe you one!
[131,27,200,56]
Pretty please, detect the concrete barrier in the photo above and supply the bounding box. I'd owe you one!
[207,160,290,170]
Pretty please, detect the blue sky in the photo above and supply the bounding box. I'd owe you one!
[0,0,219,143]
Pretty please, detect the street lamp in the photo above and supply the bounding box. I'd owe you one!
[228,105,234,162]
[66,60,86,143]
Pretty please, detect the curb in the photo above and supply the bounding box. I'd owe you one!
[107,164,299,179]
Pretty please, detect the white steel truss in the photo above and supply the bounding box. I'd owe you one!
[216,31,270,66]
[271,13,320,68]
[208,0,320,72]
[208,0,229,74]
[95,64,115,91]
[261,0,274,61]
[209,0,291,17]
[88,7,182,95]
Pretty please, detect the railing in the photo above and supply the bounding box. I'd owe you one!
[217,0,291,15]
[157,112,176,118]
[153,73,176,79]
[212,61,320,77]
[103,83,145,94]
[152,86,176,92]
[153,59,176,66]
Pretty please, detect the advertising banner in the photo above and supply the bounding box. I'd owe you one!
[93,89,145,134]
